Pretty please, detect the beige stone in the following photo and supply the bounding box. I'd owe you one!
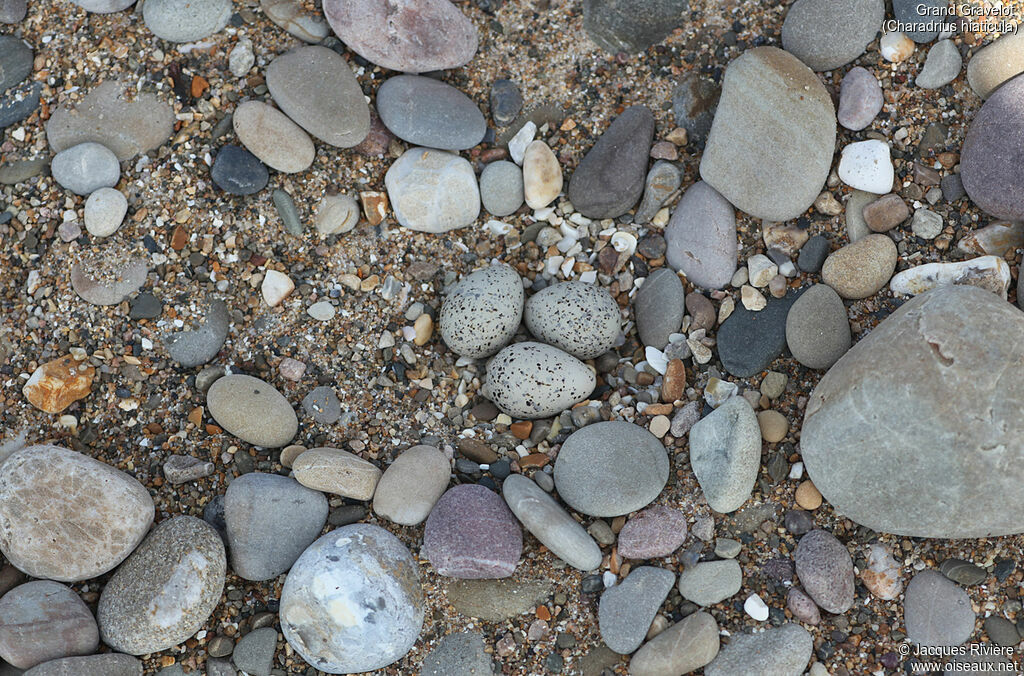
[967,31,1024,99]
[757,410,788,443]
[522,140,562,209]
[372,445,450,526]
[795,480,822,510]
[206,374,298,448]
[629,611,720,676]
[233,101,315,173]
[293,447,382,500]
[820,234,897,299]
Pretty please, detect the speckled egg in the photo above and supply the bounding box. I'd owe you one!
[524,281,621,359]
[485,342,596,419]
[439,264,524,359]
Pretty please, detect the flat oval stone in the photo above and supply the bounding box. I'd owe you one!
[323,0,477,73]
[51,142,119,196]
[0,581,98,669]
[83,187,127,238]
[717,289,801,378]
[69,0,135,12]
[802,285,1024,537]
[0,0,26,22]
[233,101,315,173]
[479,160,524,217]
[266,46,370,148]
[582,0,688,54]
[524,281,620,359]
[421,632,493,676]
[377,75,486,151]
[439,264,524,359]
[617,505,688,559]
[502,474,602,571]
[700,46,836,221]
[568,105,654,219]
[665,180,737,290]
[71,257,148,306]
[142,0,231,42]
[385,147,480,232]
[22,654,142,676]
[629,611,720,676]
[225,472,328,581]
[485,342,596,419]
[206,374,298,448]
[781,0,883,71]
[0,36,31,95]
[164,298,228,368]
[794,529,854,613]
[820,233,897,299]
[98,516,226,655]
[967,31,1024,99]
[210,145,268,195]
[423,484,522,579]
[705,624,813,675]
[961,73,1024,222]
[904,570,975,646]
[292,447,381,500]
[634,268,685,349]
[553,421,669,517]
[372,444,450,526]
[598,566,675,654]
[280,524,424,673]
[677,559,743,606]
[0,444,154,582]
[523,140,562,210]
[688,397,761,513]
[785,283,851,370]
[838,66,883,131]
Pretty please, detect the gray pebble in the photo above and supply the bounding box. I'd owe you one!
[231,627,276,676]
[273,189,302,236]
[904,570,975,646]
[689,397,761,513]
[917,40,962,89]
[677,559,742,606]
[598,566,675,654]
[634,160,681,225]
[705,624,813,676]
[421,632,495,676]
[490,79,522,127]
[302,386,341,424]
[479,160,524,217]
[51,142,120,196]
[143,0,232,42]
[634,268,685,349]
[794,529,854,614]
[785,284,851,370]
[162,454,215,484]
[377,75,486,151]
[165,298,228,368]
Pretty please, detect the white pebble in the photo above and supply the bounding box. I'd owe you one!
[261,270,294,307]
[746,254,777,287]
[838,140,893,194]
[744,593,770,621]
[645,346,668,374]
[603,571,617,588]
[84,188,128,238]
[508,121,536,166]
[789,461,804,480]
[880,31,914,63]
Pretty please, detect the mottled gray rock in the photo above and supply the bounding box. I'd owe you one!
[917,40,962,89]
[568,106,654,219]
[629,611,719,676]
[266,46,370,148]
[485,342,595,419]
[0,36,31,95]
[665,180,737,289]
[83,187,127,238]
[672,72,720,148]
[634,160,681,225]
[98,516,226,655]
[479,161,524,217]
[705,624,813,676]
[785,284,851,370]
[51,142,119,196]
[231,627,276,676]
[838,67,883,131]
[142,0,231,42]
[802,285,1024,537]
[904,570,975,646]
[71,258,148,306]
[582,0,689,53]
[554,421,669,517]
[22,654,142,676]
[0,0,27,22]
[280,525,424,673]
[961,73,1024,222]
[525,281,620,359]
[781,0,883,71]
[794,530,854,613]
[0,82,40,131]
[164,298,228,368]
[688,397,761,513]
[0,444,154,582]
[421,632,494,676]
[162,455,214,484]
[207,375,298,448]
[634,268,685,349]
[598,567,676,654]
[224,472,327,581]
[385,147,480,232]
[617,505,688,559]
[373,445,450,526]
[821,233,897,299]
[894,0,948,43]
[967,31,1024,99]
[323,0,478,73]
[677,559,743,607]
[700,47,836,221]
[446,577,553,622]
[232,100,315,174]
[502,474,602,571]
[301,386,341,423]
[0,581,98,669]
[377,75,486,151]
[440,264,524,359]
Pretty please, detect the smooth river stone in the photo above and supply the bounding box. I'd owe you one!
[785,283,851,370]
[904,570,975,646]
[280,525,424,673]
[439,264,524,359]
[820,233,897,299]
[522,140,562,210]
[484,342,596,419]
[46,80,174,160]
[664,180,737,289]
[0,444,154,582]
[479,160,524,217]
[446,577,553,622]
[423,484,522,579]
[617,505,688,559]
[292,447,382,500]
[164,298,228,368]
[688,397,761,513]
[385,147,480,232]
[98,516,226,655]
[51,142,120,196]
[629,611,720,676]
[961,73,1024,222]
[838,66,883,131]
[377,75,486,151]
[260,0,328,42]
[70,257,147,306]
[802,285,1024,537]
[0,0,26,22]
[598,566,676,654]
[22,654,142,676]
[323,0,477,73]
[0,581,98,669]
[210,145,268,195]
[502,474,602,571]
[716,289,801,378]
[266,46,370,148]
[372,444,450,526]
[700,46,836,221]
[967,31,1024,99]
[794,529,854,613]
[582,0,689,54]
[553,421,669,517]
[677,559,743,606]
[206,375,296,448]
[0,36,31,95]
[568,105,654,219]
[224,472,328,581]
[233,101,315,173]
[781,0,883,71]
[142,0,231,42]
[634,268,685,349]
[705,624,813,676]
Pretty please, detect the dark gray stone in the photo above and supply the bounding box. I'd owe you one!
[941,173,965,203]
[961,74,1024,222]
[894,0,949,43]
[568,105,654,219]
[164,298,228,368]
[211,145,268,196]
[984,617,1019,647]
[420,632,494,676]
[797,235,830,273]
[634,268,685,349]
[671,72,719,149]
[302,386,341,424]
[377,75,487,151]
[940,559,987,586]
[129,293,162,320]
[0,0,27,23]
[781,0,884,71]
[490,79,522,127]
[582,0,689,54]
[0,36,31,95]
[0,82,40,130]
[717,288,801,378]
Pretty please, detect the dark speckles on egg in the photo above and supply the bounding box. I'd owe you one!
[439,264,525,358]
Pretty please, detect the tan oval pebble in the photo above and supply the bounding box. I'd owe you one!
[820,233,897,299]
[207,374,298,448]
[522,140,562,209]
[233,101,315,173]
[795,480,823,510]
[413,313,433,346]
[292,447,382,500]
[372,445,450,526]
[280,444,306,468]
[757,409,788,443]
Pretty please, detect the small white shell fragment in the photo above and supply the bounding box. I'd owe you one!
[610,231,637,257]
[645,346,668,374]
[744,593,770,621]
[508,121,537,165]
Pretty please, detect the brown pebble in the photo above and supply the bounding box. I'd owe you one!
[650,140,678,161]
[458,438,498,464]
[795,480,823,510]
[757,409,789,443]
[661,359,686,402]
[23,355,95,413]
[413,313,433,346]
[862,194,909,232]
[685,292,716,331]
[510,421,533,440]
[280,444,306,468]
[519,453,549,468]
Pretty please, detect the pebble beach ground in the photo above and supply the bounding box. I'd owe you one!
[3,0,1024,675]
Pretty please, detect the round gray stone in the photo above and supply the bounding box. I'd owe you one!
[688,397,761,513]
[838,66,884,132]
[677,559,743,607]
[598,567,676,654]
[207,375,298,448]
[961,73,1024,222]
[794,529,854,614]
[84,187,127,237]
[629,611,720,676]
[479,160,524,217]
[231,627,276,676]
[785,283,851,370]
[372,444,450,527]
[524,281,620,359]
[0,581,98,669]
[665,180,737,290]
[301,386,341,424]
[377,75,486,151]
[51,142,120,196]
[904,570,975,646]
[142,0,231,42]
[553,421,669,517]
[0,0,27,22]
[164,298,228,368]
[917,40,962,90]
[781,0,884,71]
[0,36,31,94]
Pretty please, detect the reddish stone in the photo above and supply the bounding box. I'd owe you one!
[617,505,688,559]
[422,485,522,579]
